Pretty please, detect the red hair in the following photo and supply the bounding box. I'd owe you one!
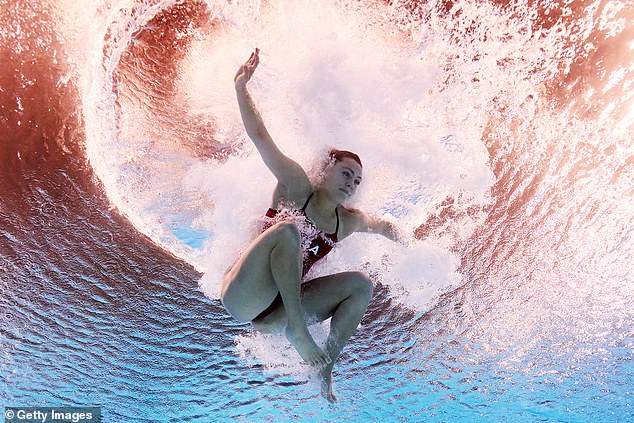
[328,149,362,168]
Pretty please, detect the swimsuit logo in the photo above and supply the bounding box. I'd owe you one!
[308,245,319,255]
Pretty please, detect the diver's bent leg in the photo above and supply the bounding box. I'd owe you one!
[300,271,373,402]
[221,222,291,322]
[323,273,372,402]
[222,221,329,366]
[268,222,330,367]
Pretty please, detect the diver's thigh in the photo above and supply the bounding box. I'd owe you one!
[252,272,363,332]
[300,271,371,322]
[221,231,280,321]
[221,222,301,321]
[250,271,373,329]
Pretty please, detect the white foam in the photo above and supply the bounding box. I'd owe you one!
[59,0,634,375]
[63,0,496,309]
[69,0,631,313]
[186,1,497,305]
[235,322,330,377]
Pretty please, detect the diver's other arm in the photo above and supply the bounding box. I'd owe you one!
[370,218,411,245]
[234,49,310,190]
[350,210,412,246]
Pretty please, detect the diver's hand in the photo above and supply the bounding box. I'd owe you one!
[234,48,260,89]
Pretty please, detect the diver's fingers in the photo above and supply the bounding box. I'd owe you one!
[252,48,260,68]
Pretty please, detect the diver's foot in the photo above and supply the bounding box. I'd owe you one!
[320,367,338,403]
[285,324,331,367]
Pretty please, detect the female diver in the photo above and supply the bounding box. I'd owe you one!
[221,49,405,402]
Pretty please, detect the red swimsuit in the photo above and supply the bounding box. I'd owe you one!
[254,193,339,321]
[263,192,339,277]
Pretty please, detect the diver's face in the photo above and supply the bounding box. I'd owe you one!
[322,158,363,202]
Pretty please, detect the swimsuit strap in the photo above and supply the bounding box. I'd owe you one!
[301,191,340,238]
[300,192,314,211]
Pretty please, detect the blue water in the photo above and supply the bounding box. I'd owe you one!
[3,247,632,421]
[171,226,208,250]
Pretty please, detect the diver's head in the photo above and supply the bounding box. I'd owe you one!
[318,149,363,202]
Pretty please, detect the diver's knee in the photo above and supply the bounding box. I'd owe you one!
[272,221,301,247]
[348,271,373,300]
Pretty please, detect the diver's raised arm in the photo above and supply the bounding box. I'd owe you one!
[234,49,310,191]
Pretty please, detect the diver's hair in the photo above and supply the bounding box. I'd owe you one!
[328,148,362,168]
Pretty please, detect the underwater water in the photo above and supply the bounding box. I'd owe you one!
[1,0,633,421]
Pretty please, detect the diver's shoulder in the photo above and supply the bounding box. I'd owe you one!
[338,205,362,217]
[271,182,313,209]
[336,205,367,237]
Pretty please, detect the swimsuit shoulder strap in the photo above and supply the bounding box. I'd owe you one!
[300,192,314,211]
[301,192,339,238]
